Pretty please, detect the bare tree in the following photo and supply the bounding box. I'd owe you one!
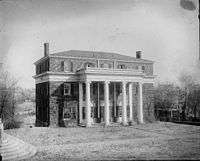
[154,83,181,121]
[179,73,200,121]
[0,69,18,123]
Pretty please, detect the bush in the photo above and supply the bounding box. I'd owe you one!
[3,118,22,130]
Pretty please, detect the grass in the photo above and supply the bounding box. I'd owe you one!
[5,122,200,160]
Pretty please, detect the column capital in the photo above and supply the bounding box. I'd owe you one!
[104,80,110,84]
[128,82,133,85]
[122,81,127,85]
[85,80,92,84]
[138,81,143,85]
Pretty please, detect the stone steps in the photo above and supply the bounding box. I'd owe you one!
[0,134,37,161]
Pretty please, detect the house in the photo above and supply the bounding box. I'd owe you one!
[33,43,155,127]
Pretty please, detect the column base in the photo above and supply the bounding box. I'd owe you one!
[128,120,136,126]
[104,122,110,126]
[86,124,92,128]
[137,120,144,124]
[122,122,128,126]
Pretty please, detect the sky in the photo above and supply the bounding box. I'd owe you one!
[0,0,199,89]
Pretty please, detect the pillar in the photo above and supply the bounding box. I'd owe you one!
[122,81,127,125]
[128,83,133,122]
[138,82,144,124]
[86,81,91,127]
[79,82,83,124]
[0,118,3,145]
[104,81,110,126]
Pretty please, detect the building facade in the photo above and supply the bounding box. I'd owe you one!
[33,43,155,127]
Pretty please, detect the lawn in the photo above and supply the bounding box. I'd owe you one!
[5,122,200,160]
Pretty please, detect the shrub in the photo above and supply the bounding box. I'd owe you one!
[3,118,22,130]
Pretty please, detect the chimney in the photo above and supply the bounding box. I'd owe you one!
[136,51,142,59]
[44,43,49,57]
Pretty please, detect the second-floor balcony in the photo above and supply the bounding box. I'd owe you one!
[76,66,145,76]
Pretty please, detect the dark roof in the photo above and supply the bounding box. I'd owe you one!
[50,50,153,63]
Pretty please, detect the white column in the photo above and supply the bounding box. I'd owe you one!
[86,81,91,127]
[0,118,3,145]
[122,81,127,125]
[79,82,83,124]
[104,81,110,126]
[128,83,133,122]
[138,82,144,124]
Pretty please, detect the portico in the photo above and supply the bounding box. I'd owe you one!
[77,67,154,127]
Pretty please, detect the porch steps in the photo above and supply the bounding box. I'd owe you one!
[79,122,125,127]
[0,133,37,161]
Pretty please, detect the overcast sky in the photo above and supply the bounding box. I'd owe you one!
[0,0,199,88]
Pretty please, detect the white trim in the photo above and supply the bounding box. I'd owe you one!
[34,73,79,84]
[34,72,155,84]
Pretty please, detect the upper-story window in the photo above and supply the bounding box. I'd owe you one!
[84,62,95,68]
[142,66,145,71]
[100,63,111,68]
[61,61,65,71]
[117,64,126,69]
[135,66,138,70]
[60,60,73,72]
[64,83,71,96]
[70,62,73,72]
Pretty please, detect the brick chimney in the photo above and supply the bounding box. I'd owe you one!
[136,51,142,59]
[44,43,49,57]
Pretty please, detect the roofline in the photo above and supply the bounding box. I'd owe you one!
[34,56,49,65]
[34,54,154,65]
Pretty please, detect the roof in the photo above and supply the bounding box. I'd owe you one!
[50,50,153,63]
[34,50,154,65]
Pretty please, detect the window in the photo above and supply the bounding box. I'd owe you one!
[70,62,73,72]
[135,66,138,70]
[100,63,110,68]
[117,64,126,69]
[84,62,95,68]
[63,101,77,120]
[142,66,145,71]
[61,61,64,71]
[64,83,71,95]
[46,60,49,71]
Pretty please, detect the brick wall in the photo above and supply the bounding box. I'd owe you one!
[48,81,79,127]
[35,82,49,126]
[36,59,49,75]
[116,61,153,75]
[143,83,155,122]
[49,57,97,72]
[49,81,64,127]
[131,82,155,123]
[48,57,153,75]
